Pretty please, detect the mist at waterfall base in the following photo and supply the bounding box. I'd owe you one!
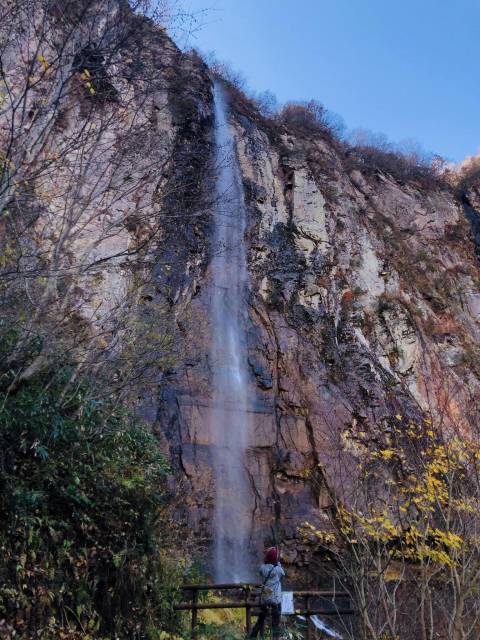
[209,81,254,582]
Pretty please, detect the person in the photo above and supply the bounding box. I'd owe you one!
[249,547,285,639]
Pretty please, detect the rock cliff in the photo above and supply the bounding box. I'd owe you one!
[3,0,480,582]
[150,49,480,576]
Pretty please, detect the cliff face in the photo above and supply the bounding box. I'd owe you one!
[0,0,213,391]
[150,58,480,574]
[3,2,480,579]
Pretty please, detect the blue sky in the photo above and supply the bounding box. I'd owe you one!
[177,0,480,162]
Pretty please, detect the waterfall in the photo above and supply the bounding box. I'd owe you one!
[210,81,253,582]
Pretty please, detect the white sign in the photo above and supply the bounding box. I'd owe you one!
[281,591,294,615]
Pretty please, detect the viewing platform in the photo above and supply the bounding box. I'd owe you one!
[174,582,353,639]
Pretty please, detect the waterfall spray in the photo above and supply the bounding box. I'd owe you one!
[209,81,253,581]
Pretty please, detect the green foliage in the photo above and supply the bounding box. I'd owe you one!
[196,621,243,640]
[194,619,305,640]
[0,325,186,639]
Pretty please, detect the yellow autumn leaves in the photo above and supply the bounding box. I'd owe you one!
[35,53,95,96]
[305,417,480,570]
[80,68,96,96]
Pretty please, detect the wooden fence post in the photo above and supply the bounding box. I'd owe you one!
[245,585,252,634]
[191,588,198,640]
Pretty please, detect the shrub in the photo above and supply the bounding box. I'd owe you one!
[202,54,445,191]
[344,129,447,189]
[454,155,480,191]
[277,100,345,141]
[0,325,187,639]
[209,58,248,92]
[253,90,278,118]
[344,144,446,188]
[204,56,282,141]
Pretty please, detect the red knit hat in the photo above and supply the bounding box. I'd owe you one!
[264,547,279,565]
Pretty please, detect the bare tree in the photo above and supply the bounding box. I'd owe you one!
[0,0,212,405]
[303,390,480,640]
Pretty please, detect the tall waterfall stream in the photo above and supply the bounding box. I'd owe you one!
[210,81,253,581]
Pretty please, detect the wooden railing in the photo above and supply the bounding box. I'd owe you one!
[173,583,353,639]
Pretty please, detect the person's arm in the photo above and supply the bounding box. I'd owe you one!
[277,564,285,577]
